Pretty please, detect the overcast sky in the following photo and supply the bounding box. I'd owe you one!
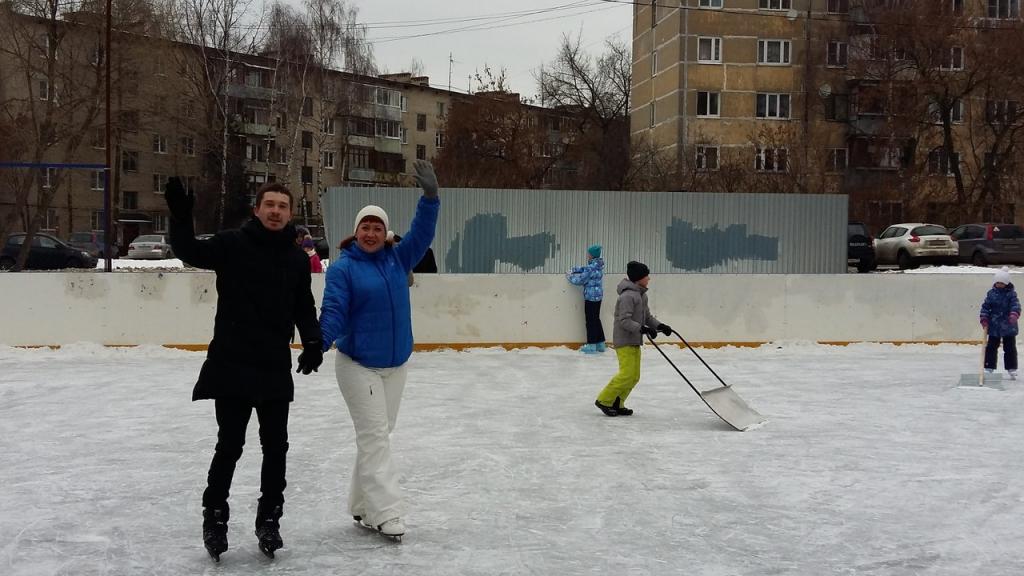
[351,0,634,98]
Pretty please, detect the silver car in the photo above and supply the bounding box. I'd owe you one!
[873,223,958,270]
[127,234,174,259]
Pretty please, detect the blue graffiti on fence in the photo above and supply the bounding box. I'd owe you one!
[445,213,557,273]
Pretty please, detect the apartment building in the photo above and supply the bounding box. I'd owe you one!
[0,11,455,251]
[630,0,1023,230]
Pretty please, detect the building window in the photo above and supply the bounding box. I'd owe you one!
[119,110,139,132]
[987,100,1018,124]
[122,191,138,210]
[301,97,313,117]
[697,92,720,117]
[827,41,848,67]
[152,213,168,233]
[122,151,139,173]
[91,210,105,231]
[940,47,964,71]
[416,113,427,131]
[758,40,791,65]
[42,208,58,231]
[755,147,788,172]
[699,0,723,8]
[91,170,105,190]
[153,173,167,194]
[416,144,426,160]
[756,93,791,119]
[869,200,904,223]
[180,136,195,156]
[301,166,313,184]
[42,167,56,188]
[301,130,313,149]
[827,148,848,172]
[376,120,401,139]
[152,134,169,154]
[322,116,335,135]
[435,131,446,149]
[988,0,1019,18]
[930,99,964,124]
[246,143,265,162]
[759,0,791,9]
[322,151,335,169]
[651,50,658,76]
[649,102,656,127]
[927,149,960,175]
[92,128,105,149]
[827,0,849,13]
[401,127,408,144]
[696,146,719,171]
[698,37,722,63]
[38,77,49,100]
[437,101,446,117]
[276,145,289,165]
[347,147,370,169]
[951,0,964,14]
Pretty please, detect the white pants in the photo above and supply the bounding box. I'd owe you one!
[334,351,407,527]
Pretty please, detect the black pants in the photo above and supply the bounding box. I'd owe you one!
[202,399,290,512]
[985,335,1018,371]
[584,300,605,344]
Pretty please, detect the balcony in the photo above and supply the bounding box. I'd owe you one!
[241,123,276,136]
[226,83,276,101]
[348,168,376,182]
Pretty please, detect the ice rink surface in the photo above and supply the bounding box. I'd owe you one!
[2,342,1022,575]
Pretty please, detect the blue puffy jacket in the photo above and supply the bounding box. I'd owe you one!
[319,196,440,368]
[567,257,604,302]
[980,283,1021,338]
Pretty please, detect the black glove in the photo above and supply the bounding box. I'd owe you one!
[657,323,673,336]
[642,325,658,340]
[412,159,438,199]
[296,342,323,375]
[165,176,194,222]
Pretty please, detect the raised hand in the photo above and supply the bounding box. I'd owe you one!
[165,176,194,222]
[412,159,438,199]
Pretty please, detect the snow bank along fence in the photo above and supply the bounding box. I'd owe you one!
[323,188,847,274]
[0,272,994,348]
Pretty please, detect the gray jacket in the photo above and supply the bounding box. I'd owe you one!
[612,278,662,346]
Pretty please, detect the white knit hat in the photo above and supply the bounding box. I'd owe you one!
[353,205,389,233]
[994,267,1012,286]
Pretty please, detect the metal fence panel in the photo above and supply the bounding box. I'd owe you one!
[323,188,847,274]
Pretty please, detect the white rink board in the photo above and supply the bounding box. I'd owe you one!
[0,272,999,346]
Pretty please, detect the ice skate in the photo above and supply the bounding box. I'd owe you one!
[595,342,606,353]
[580,343,599,354]
[595,399,618,416]
[354,515,405,542]
[612,396,633,416]
[202,508,228,562]
[254,503,283,558]
[1010,370,1018,380]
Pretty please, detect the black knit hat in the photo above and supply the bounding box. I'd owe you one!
[626,261,650,283]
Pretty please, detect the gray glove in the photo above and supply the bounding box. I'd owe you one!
[412,159,438,199]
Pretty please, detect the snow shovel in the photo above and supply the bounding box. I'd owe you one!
[646,330,766,431]
[958,326,1004,390]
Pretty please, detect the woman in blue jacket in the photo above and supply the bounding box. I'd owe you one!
[319,160,439,540]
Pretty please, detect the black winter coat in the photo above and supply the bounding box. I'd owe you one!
[170,216,320,402]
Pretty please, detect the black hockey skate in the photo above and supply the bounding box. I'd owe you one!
[255,503,283,558]
[202,508,229,562]
[612,396,633,416]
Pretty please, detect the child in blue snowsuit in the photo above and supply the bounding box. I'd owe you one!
[567,244,606,353]
[980,267,1020,378]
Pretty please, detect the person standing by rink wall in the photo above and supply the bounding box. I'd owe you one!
[567,244,606,354]
[980,266,1021,379]
[594,261,672,417]
[318,160,440,540]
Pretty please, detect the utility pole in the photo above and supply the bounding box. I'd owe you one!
[448,52,453,92]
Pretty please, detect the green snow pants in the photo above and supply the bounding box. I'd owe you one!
[597,345,641,406]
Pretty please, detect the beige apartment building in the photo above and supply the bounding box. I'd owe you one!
[630,0,1023,231]
[0,11,456,252]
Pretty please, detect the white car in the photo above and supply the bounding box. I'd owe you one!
[127,234,174,259]
[873,223,958,270]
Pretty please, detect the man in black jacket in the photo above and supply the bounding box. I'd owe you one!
[165,177,322,561]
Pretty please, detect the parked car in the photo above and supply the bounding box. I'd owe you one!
[847,222,876,273]
[949,223,1024,266]
[68,230,117,259]
[126,234,174,259]
[873,223,959,270]
[1,233,98,270]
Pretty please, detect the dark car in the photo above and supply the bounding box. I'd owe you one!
[847,222,876,273]
[1,233,99,270]
[68,230,117,259]
[950,223,1024,266]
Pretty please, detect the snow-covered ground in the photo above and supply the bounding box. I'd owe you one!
[1,342,1021,575]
